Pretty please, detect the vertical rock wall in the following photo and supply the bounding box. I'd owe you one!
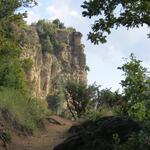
[20,26,87,99]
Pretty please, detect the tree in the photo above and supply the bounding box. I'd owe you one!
[35,20,58,54]
[0,0,37,90]
[118,54,150,120]
[53,19,65,29]
[0,0,37,21]
[47,94,64,115]
[53,19,61,28]
[65,81,99,119]
[81,0,150,44]
[97,88,121,108]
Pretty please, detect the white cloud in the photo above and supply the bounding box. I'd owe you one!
[24,0,44,24]
[86,43,124,91]
[25,10,41,24]
[46,0,82,26]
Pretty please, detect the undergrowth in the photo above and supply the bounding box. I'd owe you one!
[0,87,51,133]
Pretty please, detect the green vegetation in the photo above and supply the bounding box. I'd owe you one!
[65,81,99,119]
[108,54,150,149]
[0,59,27,90]
[82,0,150,44]
[65,80,121,120]
[62,54,150,149]
[52,19,65,29]
[0,1,150,149]
[85,54,150,150]
[0,0,51,134]
[21,58,33,72]
[76,54,150,123]
[35,19,71,54]
[18,26,37,46]
[34,20,54,53]
[80,0,150,148]
[0,87,50,133]
[0,0,37,22]
[0,1,29,90]
[47,93,64,115]
[117,54,150,121]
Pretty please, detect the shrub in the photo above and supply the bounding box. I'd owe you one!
[81,106,114,121]
[52,19,65,29]
[42,35,54,53]
[21,58,33,72]
[0,59,27,90]
[0,87,50,132]
[47,94,64,115]
[65,81,99,119]
[0,24,27,91]
[117,54,150,121]
[35,19,73,54]
[115,130,150,150]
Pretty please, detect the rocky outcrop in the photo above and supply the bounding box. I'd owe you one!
[20,23,87,99]
[54,116,142,150]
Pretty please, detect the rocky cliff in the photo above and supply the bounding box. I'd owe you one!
[19,20,87,100]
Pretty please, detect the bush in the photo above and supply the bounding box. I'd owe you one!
[115,129,150,150]
[47,94,64,115]
[35,19,73,54]
[0,25,27,90]
[52,19,65,29]
[81,107,114,121]
[0,87,50,132]
[117,54,150,121]
[21,58,33,72]
[0,59,27,90]
[65,81,99,119]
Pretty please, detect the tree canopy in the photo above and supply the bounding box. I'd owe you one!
[118,54,150,120]
[0,0,37,90]
[81,0,150,44]
[0,0,37,21]
[65,81,99,119]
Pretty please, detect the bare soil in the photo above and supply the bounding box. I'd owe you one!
[0,116,77,150]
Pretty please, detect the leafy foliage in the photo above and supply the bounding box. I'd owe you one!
[53,19,65,29]
[0,24,27,90]
[113,130,150,150]
[0,87,50,132]
[0,0,38,90]
[65,81,99,119]
[35,19,64,54]
[0,0,37,90]
[117,54,150,120]
[47,92,65,115]
[0,0,53,135]
[0,59,27,90]
[21,58,33,72]
[0,0,37,22]
[81,0,150,44]
[97,88,121,108]
[35,19,75,54]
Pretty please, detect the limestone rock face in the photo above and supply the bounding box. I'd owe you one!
[20,26,87,99]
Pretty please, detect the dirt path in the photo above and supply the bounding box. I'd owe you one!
[1,116,76,150]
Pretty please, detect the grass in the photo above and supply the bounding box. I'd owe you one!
[81,107,114,121]
[0,87,51,133]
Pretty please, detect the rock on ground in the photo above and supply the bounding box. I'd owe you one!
[54,116,142,150]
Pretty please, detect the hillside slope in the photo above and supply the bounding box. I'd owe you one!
[0,116,77,150]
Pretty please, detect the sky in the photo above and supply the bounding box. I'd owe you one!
[23,0,150,91]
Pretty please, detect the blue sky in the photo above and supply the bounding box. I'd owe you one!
[24,0,150,91]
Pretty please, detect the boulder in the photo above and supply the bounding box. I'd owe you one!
[54,116,142,150]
